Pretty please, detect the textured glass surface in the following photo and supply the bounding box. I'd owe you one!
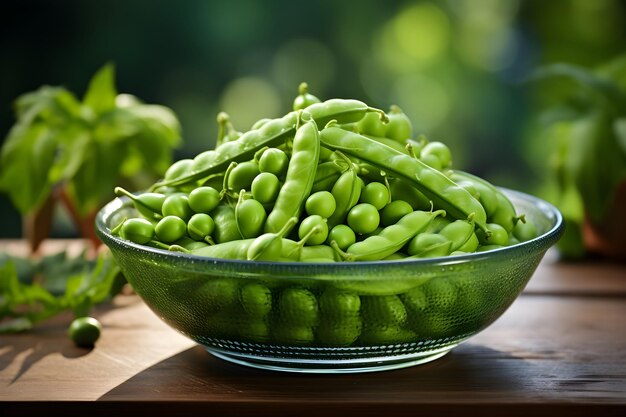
[96,189,563,372]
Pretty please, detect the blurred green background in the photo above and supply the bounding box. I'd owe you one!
[2,0,625,238]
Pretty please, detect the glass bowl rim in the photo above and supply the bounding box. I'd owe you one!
[95,187,564,272]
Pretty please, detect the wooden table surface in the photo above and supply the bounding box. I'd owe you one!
[1,241,625,416]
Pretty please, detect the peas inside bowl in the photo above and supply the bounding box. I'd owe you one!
[96,188,563,373]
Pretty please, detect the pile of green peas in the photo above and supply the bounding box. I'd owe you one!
[109,83,543,347]
[111,82,538,262]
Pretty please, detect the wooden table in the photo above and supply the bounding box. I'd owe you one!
[1,241,625,416]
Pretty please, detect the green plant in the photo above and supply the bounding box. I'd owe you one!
[0,63,181,246]
[530,56,626,258]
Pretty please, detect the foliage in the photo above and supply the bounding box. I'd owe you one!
[0,249,122,333]
[530,56,626,257]
[0,63,181,217]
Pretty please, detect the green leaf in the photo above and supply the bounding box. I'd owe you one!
[38,249,91,295]
[83,63,117,116]
[0,262,21,302]
[0,123,57,214]
[48,129,91,183]
[14,86,82,128]
[68,139,122,215]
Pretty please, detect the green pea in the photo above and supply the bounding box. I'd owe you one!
[278,288,319,326]
[187,213,215,242]
[293,82,321,111]
[298,215,328,246]
[319,289,361,319]
[424,278,458,312]
[407,233,450,256]
[272,324,314,345]
[385,105,412,142]
[458,232,479,253]
[421,141,452,169]
[227,160,260,192]
[203,278,240,310]
[508,235,521,246]
[155,215,187,243]
[114,187,165,220]
[120,218,154,244]
[357,111,387,137]
[258,148,289,177]
[251,172,280,204]
[188,186,220,213]
[251,117,272,130]
[236,197,267,238]
[347,203,380,235]
[513,218,538,242]
[316,318,362,346]
[162,194,192,221]
[420,153,443,170]
[327,224,356,250]
[305,191,336,219]
[240,283,272,317]
[360,182,390,210]
[477,223,509,246]
[361,295,407,325]
[380,200,413,226]
[211,204,242,244]
[68,317,102,348]
[164,159,194,181]
[439,220,476,252]
[239,320,270,343]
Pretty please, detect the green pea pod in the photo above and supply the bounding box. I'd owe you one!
[190,238,255,259]
[152,100,387,190]
[265,118,320,233]
[326,158,362,228]
[211,204,242,243]
[341,209,446,261]
[449,170,517,229]
[247,217,298,261]
[114,187,165,221]
[304,99,388,127]
[311,161,345,193]
[320,127,488,232]
[439,219,478,252]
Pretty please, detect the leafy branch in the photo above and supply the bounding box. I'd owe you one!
[0,63,182,218]
[0,250,122,333]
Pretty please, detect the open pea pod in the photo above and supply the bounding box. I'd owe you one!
[151,100,387,190]
[320,127,488,232]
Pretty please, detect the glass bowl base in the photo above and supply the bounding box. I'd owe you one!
[205,345,455,374]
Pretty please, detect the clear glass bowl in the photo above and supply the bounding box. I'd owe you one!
[95,188,563,373]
